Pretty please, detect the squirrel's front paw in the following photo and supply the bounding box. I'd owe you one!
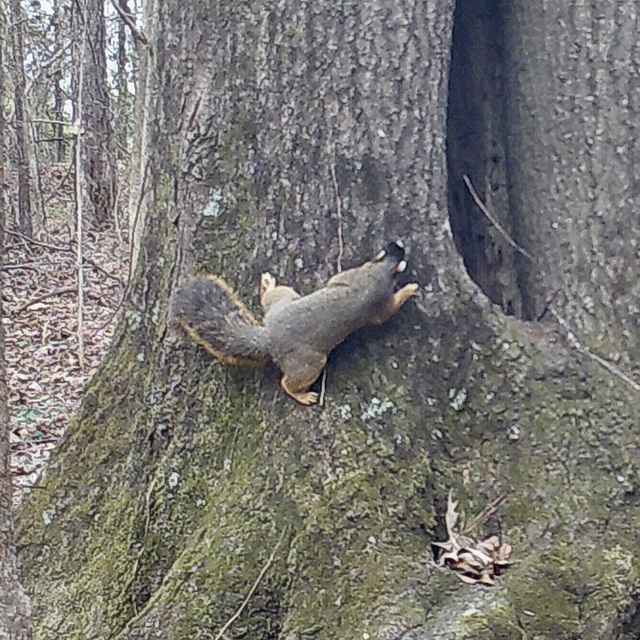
[398,282,419,302]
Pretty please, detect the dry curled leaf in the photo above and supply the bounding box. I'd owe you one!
[433,490,513,586]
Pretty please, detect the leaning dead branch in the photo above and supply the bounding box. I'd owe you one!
[213,527,288,640]
[462,174,536,263]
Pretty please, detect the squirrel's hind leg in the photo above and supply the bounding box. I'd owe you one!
[370,283,419,325]
[279,351,327,405]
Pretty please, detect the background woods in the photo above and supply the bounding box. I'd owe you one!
[3,1,640,639]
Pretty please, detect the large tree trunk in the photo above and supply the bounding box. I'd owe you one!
[503,1,640,356]
[17,1,640,639]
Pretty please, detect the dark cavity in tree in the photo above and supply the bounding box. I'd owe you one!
[446,0,531,320]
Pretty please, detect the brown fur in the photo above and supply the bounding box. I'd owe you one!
[173,243,418,404]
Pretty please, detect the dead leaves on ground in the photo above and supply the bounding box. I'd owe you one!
[433,491,513,586]
[5,222,128,506]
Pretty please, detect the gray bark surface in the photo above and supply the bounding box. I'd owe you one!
[17,2,640,639]
[0,6,32,627]
[9,0,37,236]
[73,0,116,226]
[504,2,640,353]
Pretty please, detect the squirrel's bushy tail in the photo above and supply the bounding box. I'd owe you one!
[173,275,270,367]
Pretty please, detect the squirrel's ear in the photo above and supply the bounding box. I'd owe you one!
[384,241,406,262]
[372,241,406,263]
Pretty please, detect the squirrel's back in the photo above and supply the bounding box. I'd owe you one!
[264,245,403,362]
[173,275,269,366]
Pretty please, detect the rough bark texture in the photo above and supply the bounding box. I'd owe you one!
[503,1,640,358]
[16,1,640,639]
[0,4,32,628]
[73,0,116,227]
[127,0,156,274]
[9,0,37,237]
[0,269,32,640]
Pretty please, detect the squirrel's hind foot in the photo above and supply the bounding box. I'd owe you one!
[290,390,320,405]
[280,353,327,405]
[281,375,321,405]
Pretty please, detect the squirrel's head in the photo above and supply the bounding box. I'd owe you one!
[370,240,407,274]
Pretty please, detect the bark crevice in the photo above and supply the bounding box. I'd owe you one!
[446,0,532,319]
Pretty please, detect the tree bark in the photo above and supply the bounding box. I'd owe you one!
[0,2,32,634]
[503,1,640,358]
[52,0,66,164]
[126,0,155,275]
[17,1,640,639]
[0,248,32,640]
[72,0,116,227]
[8,0,37,237]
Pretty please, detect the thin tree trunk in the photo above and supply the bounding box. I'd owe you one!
[126,0,155,277]
[115,14,127,162]
[72,0,115,227]
[52,0,65,164]
[0,1,32,634]
[8,0,36,237]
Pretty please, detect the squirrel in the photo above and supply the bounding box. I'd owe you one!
[173,241,419,405]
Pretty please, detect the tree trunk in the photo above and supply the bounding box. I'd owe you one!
[0,2,32,634]
[503,1,640,358]
[17,1,640,639]
[0,241,32,640]
[126,0,155,275]
[52,0,66,164]
[8,0,37,237]
[115,16,127,162]
[72,0,116,227]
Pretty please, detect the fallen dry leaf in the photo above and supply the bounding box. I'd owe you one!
[433,490,513,586]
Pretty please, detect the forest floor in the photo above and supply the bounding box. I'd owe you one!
[5,209,129,506]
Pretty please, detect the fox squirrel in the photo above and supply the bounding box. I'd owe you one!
[173,241,419,405]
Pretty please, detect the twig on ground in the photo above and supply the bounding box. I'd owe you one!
[463,493,507,535]
[2,262,50,271]
[319,368,327,407]
[7,228,73,253]
[7,229,123,285]
[13,288,76,314]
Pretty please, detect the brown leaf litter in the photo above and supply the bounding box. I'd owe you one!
[5,221,128,506]
[433,491,513,586]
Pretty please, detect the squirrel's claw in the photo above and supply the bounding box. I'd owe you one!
[291,391,319,405]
